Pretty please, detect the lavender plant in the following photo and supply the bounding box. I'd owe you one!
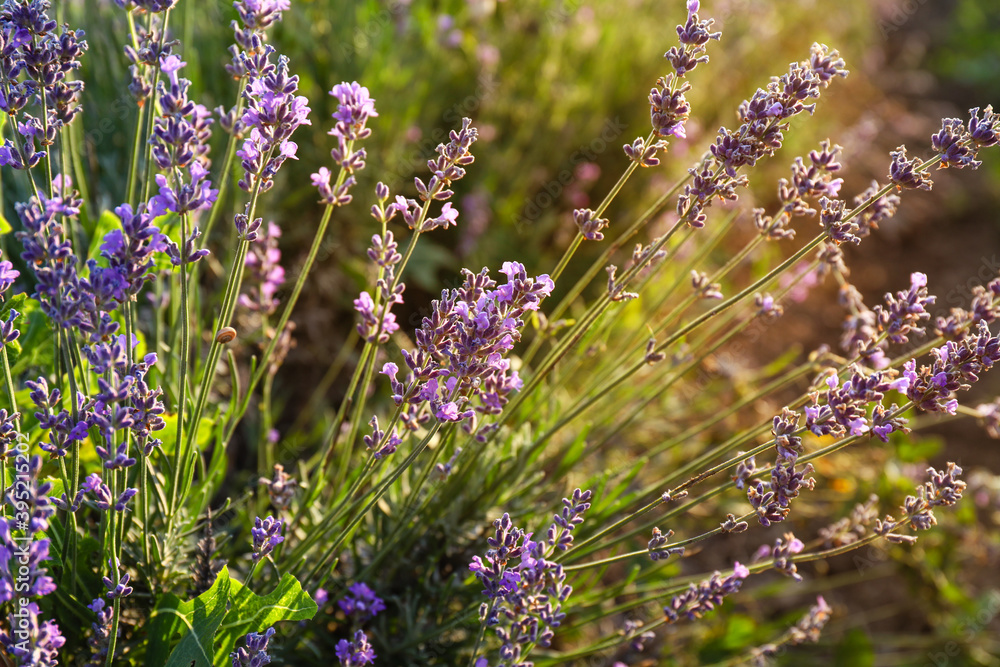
[1,0,999,665]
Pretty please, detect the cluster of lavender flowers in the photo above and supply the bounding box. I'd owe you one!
[469,490,592,665]
[236,46,311,196]
[333,582,385,666]
[676,43,848,228]
[0,0,87,169]
[353,117,477,357]
[742,408,816,527]
[663,561,750,624]
[0,459,62,663]
[231,626,276,667]
[381,261,553,431]
[874,463,967,544]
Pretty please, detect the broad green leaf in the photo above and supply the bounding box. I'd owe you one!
[212,571,318,664]
[145,565,232,667]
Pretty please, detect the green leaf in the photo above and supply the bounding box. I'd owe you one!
[212,571,318,664]
[146,565,232,667]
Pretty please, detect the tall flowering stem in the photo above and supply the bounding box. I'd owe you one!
[180,46,310,512]
[221,82,376,453]
[312,117,478,488]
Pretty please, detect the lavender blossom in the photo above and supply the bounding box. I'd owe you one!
[413,117,477,208]
[102,557,133,600]
[757,532,805,581]
[232,0,290,51]
[239,221,285,315]
[0,518,56,602]
[237,47,311,194]
[15,189,88,329]
[663,562,750,623]
[363,415,402,460]
[0,409,21,459]
[647,1,719,140]
[469,493,591,664]
[231,626,276,667]
[311,81,377,206]
[148,54,217,216]
[382,262,552,428]
[251,515,284,562]
[4,454,54,533]
[902,321,1000,414]
[335,629,376,667]
[678,44,848,228]
[337,582,386,622]
[0,602,65,667]
[874,272,934,344]
[746,408,817,526]
[0,250,19,297]
[648,526,684,561]
[86,598,114,667]
[547,488,593,551]
[259,463,298,511]
[755,141,844,241]
[874,463,966,544]
[0,1,88,137]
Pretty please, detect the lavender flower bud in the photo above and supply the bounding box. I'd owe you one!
[251,515,284,562]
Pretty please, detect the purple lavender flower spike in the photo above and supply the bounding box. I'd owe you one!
[363,415,402,459]
[888,146,932,191]
[232,0,290,53]
[3,454,54,533]
[239,221,285,315]
[0,518,57,602]
[335,629,376,666]
[0,602,65,666]
[470,494,592,662]
[251,515,285,562]
[103,557,133,600]
[573,208,609,241]
[875,463,966,543]
[237,48,312,194]
[15,189,90,330]
[663,561,750,623]
[338,582,386,622]
[87,598,114,665]
[678,44,848,229]
[391,263,551,427]
[231,626,276,667]
[0,251,19,297]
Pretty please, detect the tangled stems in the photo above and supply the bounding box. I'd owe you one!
[299,420,444,586]
[220,144,354,450]
[519,173,690,369]
[559,283,995,568]
[548,129,658,285]
[174,145,273,516]
[310,196,433,487]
